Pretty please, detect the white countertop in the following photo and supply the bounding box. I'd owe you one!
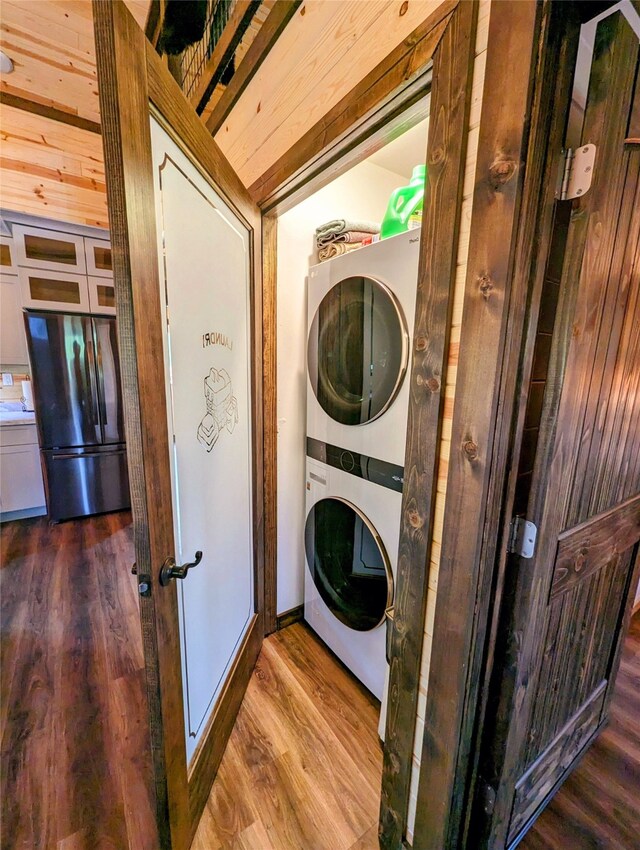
[0,402,36,426]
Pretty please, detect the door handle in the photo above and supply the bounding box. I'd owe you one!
[159,551,203,586]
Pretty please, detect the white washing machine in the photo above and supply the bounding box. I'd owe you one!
[304,452,401,702]
[307,228,420,467]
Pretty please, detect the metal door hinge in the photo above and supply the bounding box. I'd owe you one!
[477,776,497,818]
[508,517,537,559]
[557,144,596,200]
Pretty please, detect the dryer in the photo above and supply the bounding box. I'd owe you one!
[307,228,420,467]
[304,445,402,701]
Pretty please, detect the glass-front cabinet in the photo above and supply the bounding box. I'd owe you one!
[18,267,91,313]
[8,220,114,315]
[13,224,87,274]
[88,276,116,315]
[85,238,113,277]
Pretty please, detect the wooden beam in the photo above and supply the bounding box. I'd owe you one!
[145,0,163,49]
[248,0,458,206]
[190,0,260,115]
[263,210,278,637]
[205,0,302,136]
[378,3,478,848]
[0,92,101,134]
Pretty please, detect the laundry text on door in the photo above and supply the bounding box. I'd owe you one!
[202,331,233,351]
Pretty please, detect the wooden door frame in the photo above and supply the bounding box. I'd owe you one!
[93,3,265,848]
[249,1,478,846]
[411,2,636,849]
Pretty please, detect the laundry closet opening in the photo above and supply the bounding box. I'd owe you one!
[267,107,429,842]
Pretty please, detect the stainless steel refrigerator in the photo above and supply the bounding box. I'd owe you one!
[24,310,130,522]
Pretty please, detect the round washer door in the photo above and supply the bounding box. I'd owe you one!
[308,276,408,425]
[304,497,393,631]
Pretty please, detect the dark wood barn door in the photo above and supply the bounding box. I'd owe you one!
[475,11,640,848]
[93,3,265,849]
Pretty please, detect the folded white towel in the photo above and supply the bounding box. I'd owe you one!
[315,219,379,239]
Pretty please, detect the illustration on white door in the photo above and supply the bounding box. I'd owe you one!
[197,367,238,451]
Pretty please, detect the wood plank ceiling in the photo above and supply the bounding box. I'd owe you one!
[214,0,448,187]
[1,0,451,226]
[0,0,148,227]
[0,0,275,227]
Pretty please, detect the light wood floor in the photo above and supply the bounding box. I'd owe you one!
[191,622,383,850]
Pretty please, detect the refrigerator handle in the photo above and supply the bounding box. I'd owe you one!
[89,340,107,427]
[86,337,103,437]
[52,449,127,459]
[94,333,108,426]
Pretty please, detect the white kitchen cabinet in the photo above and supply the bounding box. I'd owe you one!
[84,237,113,277]
[0,425,46,516]
[88,276,116,315]
[19,266,90,313]
[0,272,28,364]
[13,224,87,274]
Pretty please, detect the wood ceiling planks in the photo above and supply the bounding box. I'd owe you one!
[214,0,448,187]
[1,0,455,225]
[0,0,149,123]
[0,0,149,226]
[0,104,108,227]
[2,0,99,123]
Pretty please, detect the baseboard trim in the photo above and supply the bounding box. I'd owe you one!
[0,506,47,523]
[276,604,304,631]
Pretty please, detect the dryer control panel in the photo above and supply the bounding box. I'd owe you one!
[306,437,404,493]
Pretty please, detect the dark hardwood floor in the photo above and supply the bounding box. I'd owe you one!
[520,611,640,850]
[0,513,157,850]
[191,622,384,850]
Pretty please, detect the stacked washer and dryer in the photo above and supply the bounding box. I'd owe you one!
[304,228,420,729]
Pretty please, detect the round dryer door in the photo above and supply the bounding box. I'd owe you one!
[304,497,393,631]
[308,276,408,425]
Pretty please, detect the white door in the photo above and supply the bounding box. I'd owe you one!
[149,118,255,763]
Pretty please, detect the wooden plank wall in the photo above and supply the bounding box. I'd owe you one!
[214,0,453,187]
[405,0,491,839]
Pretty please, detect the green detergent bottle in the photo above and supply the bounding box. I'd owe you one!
[380,164,427,239]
